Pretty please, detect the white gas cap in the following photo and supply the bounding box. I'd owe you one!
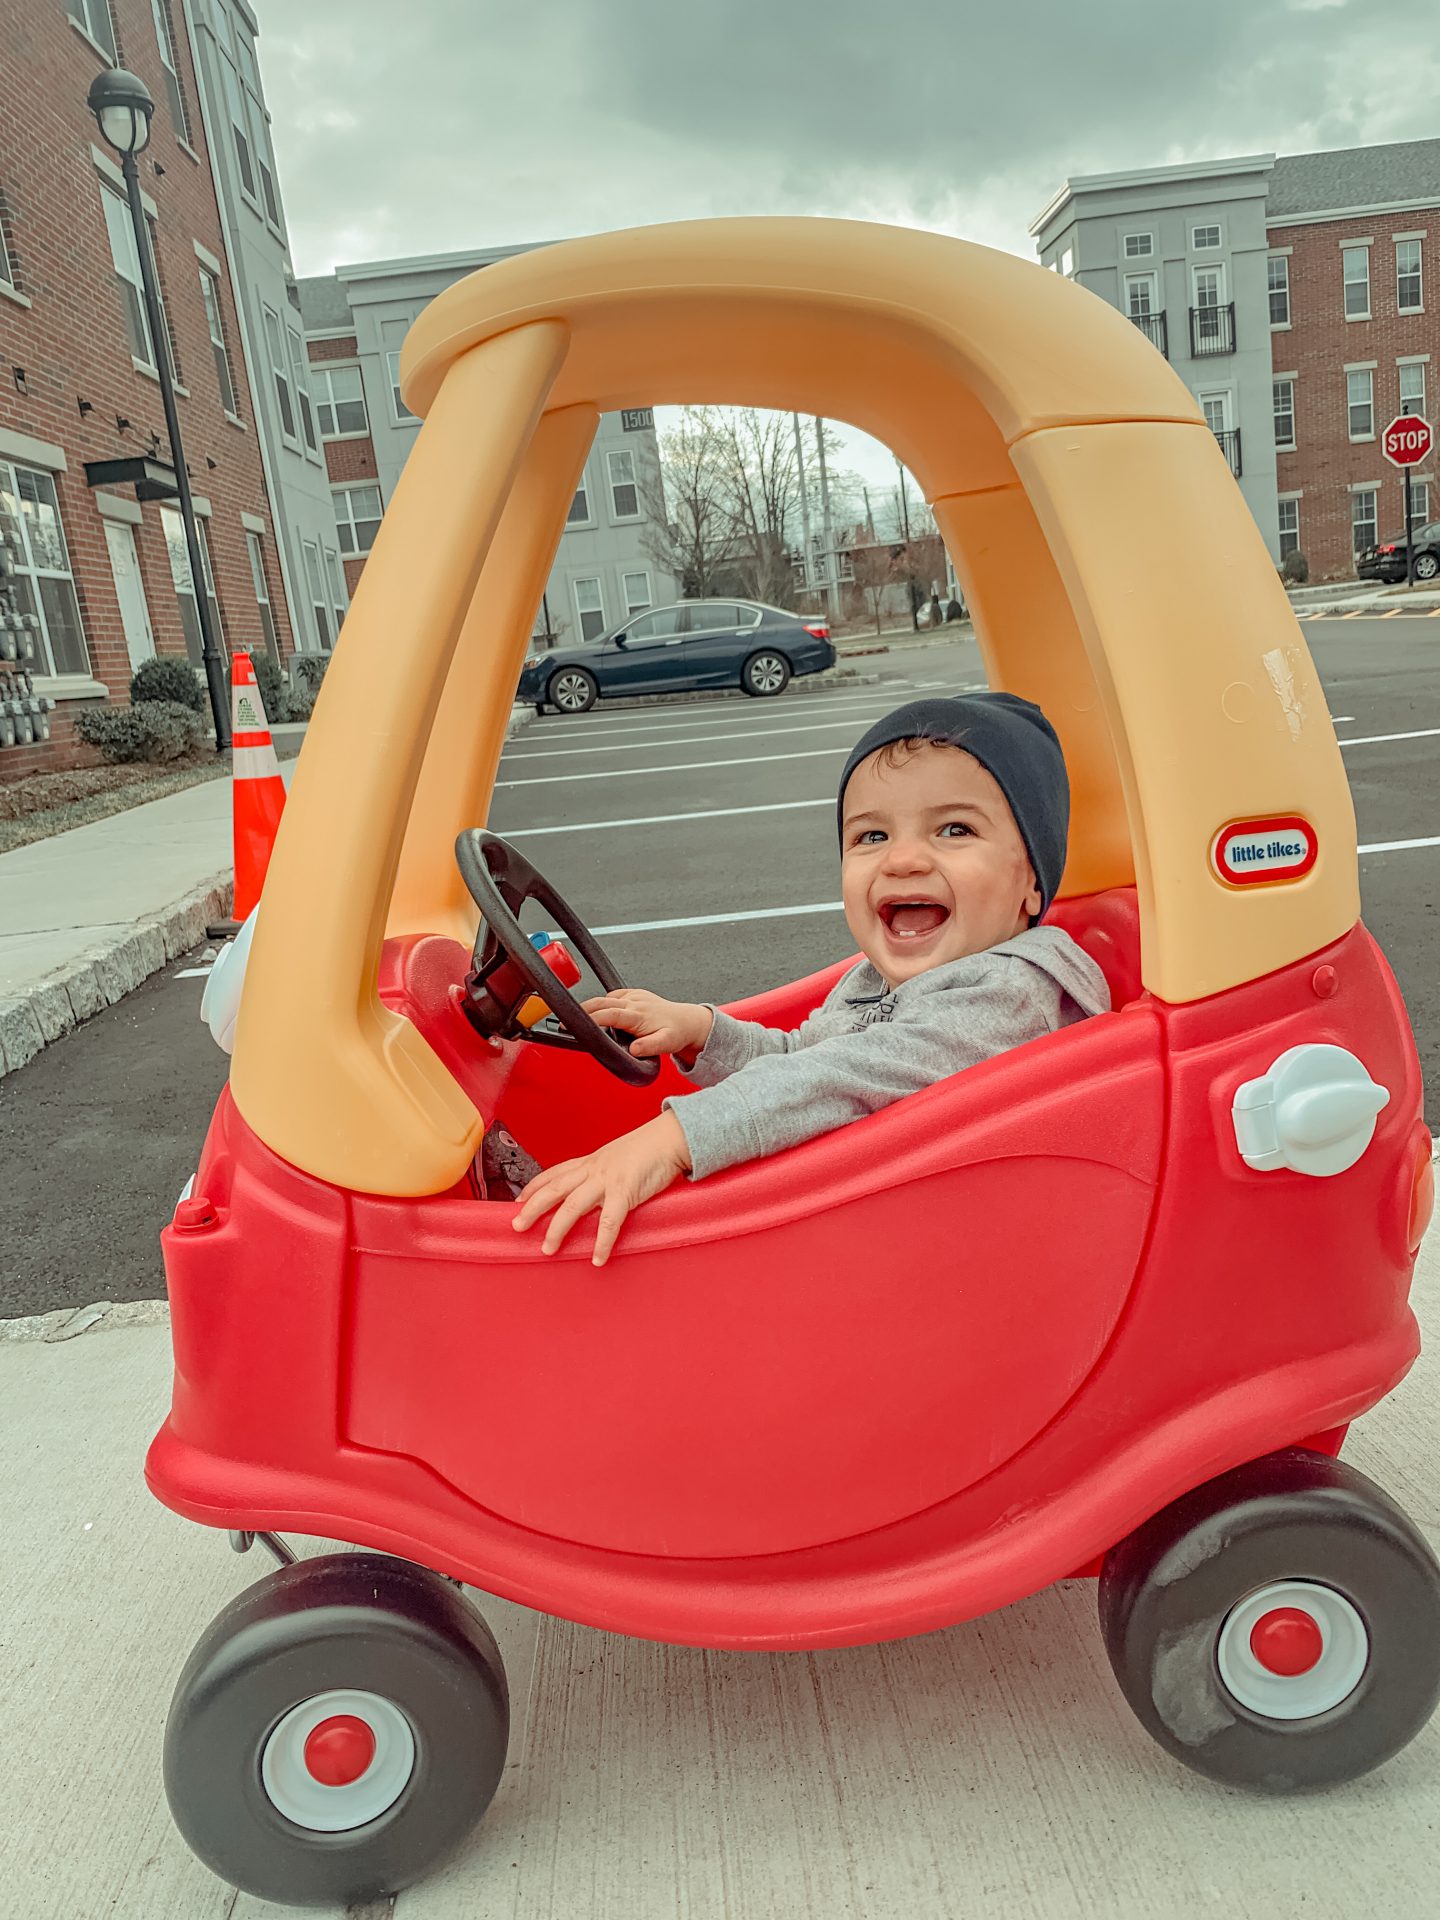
[1232,1043,1390,1177]
[200,906,258,1055]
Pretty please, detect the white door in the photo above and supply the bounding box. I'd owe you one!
[104,521,156,672]
[1199,390,1232,434]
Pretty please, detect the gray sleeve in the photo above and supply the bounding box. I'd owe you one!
[666,969,1051,1181]
[679,1007,794,1086]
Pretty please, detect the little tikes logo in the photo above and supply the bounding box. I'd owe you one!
[1212,816,1318,886]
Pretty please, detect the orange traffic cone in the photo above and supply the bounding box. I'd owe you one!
[231,651,286,920]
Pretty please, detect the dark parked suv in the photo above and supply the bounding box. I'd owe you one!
[518,600,836,713]
[1356,523,1440,583]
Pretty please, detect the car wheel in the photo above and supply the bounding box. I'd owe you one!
[741,651,791,697]
[1098,1448,1440,1792]
[547,667,598,714]
[1415,551,1439,581]
[163,1553,509,1907]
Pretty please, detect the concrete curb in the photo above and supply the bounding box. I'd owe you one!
[0,872,234,1080]
[0,703,539,1082]
[0,1297,170,1343]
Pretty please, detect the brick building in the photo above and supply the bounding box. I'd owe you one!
[1033,137,1440,583]
[298,249,678,641]
[1267,142,1440,581]
[0,1,309,781]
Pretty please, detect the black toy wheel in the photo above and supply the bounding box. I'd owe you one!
[1099,1448,1440,1792]
[741,650,790,696]
[164,1553,509,1908]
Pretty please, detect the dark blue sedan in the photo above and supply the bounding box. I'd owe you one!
[518,600,836,713]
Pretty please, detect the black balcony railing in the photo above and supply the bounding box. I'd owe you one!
[1213,427,1242,477]
[1190,302,1236,356]
[1128,309,1169,358]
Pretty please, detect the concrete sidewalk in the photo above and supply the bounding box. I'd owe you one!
[0,704,534,1079]
[2,1226,1438,1920]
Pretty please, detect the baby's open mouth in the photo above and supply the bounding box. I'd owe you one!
[878,900,950,938]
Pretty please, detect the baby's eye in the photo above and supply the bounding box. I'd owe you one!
[939,821,974,839]
[855,828,887,846]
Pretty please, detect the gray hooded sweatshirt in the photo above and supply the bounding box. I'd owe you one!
[664,926,1111,1181]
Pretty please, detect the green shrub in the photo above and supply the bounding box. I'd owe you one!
[241,648,286,726]
[286,651,330,720]
[1281,549,1310,586]
[130,654,205,714]
[76,699,205,765]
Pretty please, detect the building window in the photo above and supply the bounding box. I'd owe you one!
[1351,489,1377,556]
[315,364,368,437]
[1268,255,1290,327]
[100,184,156,369]
[1408,479,1431,531]
[326,547,347,638]
[1347,369,1375,439]
[150,0,193,144]
[573,576,605,642]
[1343,246,1371,320]
[1059,246,1074,275]
[567,476,590,524]
[0,187,18,293]
[606,449,639,519]
[1400,361,1427,419]
[262,305,298,446]
[0,461,92,676]
[1273,378,1296,451]
[386,350,418,424]
[161,507,225,667]
[1123,232,1153,259]
[199,267,237,415]
[286,325,318,452]
[218,55,257,204]
[1397,239,1424,314]
[1123,272,1157,318]
[622,570,652,617]
[302,538,333,649]
[67,0,116,57]
[1192,224,1221,250]
[245,530,280,662]
[1278,498,1301,562]
[333,484,382,555]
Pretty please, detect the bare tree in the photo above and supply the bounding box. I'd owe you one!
[715,409,803,606]
[640,407,739,598]
[847,537,906,634]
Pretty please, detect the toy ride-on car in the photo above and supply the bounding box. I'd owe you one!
[148,220,1439,1907]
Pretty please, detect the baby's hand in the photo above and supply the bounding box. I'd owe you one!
[511,1112,691,1266]
[583,988,713,1062]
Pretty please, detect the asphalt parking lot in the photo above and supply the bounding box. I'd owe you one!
[1,623,1436,1320]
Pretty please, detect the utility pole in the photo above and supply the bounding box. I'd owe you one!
[862,486,876,542]
[814,416,839,620]
[896,457,918,629]
[791,413,814,606]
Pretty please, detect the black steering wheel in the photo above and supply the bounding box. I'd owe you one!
[454,829,659,1086]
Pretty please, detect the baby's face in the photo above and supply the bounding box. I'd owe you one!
[840,742,1042,989]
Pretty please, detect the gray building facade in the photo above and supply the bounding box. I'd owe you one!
[298,245,677,648]
[181,0,349,653]
[1031,156,1281,558]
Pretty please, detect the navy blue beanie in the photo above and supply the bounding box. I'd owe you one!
[836,692,1070,918]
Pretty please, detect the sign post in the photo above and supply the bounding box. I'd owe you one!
[1382,412,1434,586]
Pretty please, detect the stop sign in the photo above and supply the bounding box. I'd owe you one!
[1382,414,1433,467]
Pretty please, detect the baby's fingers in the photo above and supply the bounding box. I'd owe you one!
[542,1179,604,1255]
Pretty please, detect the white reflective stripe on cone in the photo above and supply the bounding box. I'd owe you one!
[233,743,281,780]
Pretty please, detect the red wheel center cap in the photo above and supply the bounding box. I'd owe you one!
[303,1713,376,1787]
[1249,1605,1324,1677]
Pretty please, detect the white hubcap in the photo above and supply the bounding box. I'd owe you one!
[260,1688,415,1832]
[555,675,590,709]
[1216,1580,1369,1720]
[751,658,783,692]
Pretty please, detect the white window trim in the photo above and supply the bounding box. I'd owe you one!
[1347,364,1376,442]
[262,303,301,452]
[1278,489,1304,501]
[1272,377,1297,452]
[0,428,66,470]
[572,575,605,640]
[0,455,94,678]
[1190,224,1223,251]
[1395,230,1429,242]
[1397,353,1432,365]
[68,9,116,66]
[1339,235,1376,248]
[605,448,641,522]
[567,471,595,529]
[331,482,383,557]
[192,238,223,275]
[241,511,268,535]
[314,362,370,441]
[1396,236,1425,315]
[1342,243,1372,321]
[1267,253,1291,330]
[621,569,653,616]
[91,147,157,219]
[1121,231,1154,259]
[1343,359,1379,372]
[1347,480,1383,493]
[1122,270,1159,317]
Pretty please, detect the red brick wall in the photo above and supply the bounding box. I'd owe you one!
[0,0,294,781]
[1272,209,1440,581]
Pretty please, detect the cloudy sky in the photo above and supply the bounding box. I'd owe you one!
[257,0,1440,494]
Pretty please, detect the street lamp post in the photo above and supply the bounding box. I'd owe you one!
[895,456,918,629]
[88,70,230,749]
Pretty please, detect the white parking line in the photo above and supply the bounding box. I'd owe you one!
[592,833,1440,937]
[1338,726,1440,748]
[496,745,847,788]
[506,714,895,761]
[504,798,833,837]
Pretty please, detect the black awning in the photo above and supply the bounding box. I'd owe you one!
[83,456,180,502]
